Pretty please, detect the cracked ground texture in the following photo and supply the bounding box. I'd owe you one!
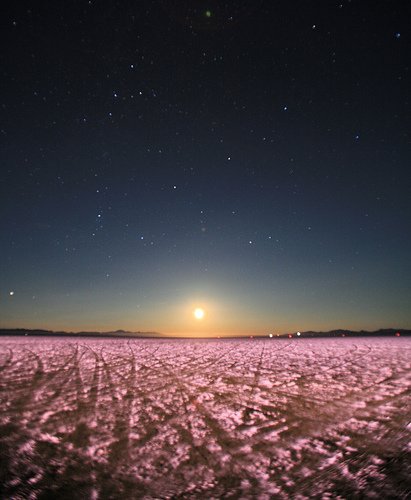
[0,337,410,499]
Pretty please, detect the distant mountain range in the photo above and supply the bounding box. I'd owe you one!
[0,328,163,338]
[276,328,410,338]
[0,328,409,338]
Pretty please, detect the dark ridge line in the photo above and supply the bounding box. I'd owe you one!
[0,328,410,339]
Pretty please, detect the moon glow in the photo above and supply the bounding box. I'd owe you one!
[193,308,205,320]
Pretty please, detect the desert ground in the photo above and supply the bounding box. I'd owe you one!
[0,336,410,499]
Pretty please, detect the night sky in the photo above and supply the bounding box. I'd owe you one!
[1,1,410,336]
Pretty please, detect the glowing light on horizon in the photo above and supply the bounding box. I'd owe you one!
[193,308,205,320]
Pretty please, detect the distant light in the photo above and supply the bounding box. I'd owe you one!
[205,10,212,18]
[395,32,401,39]
[395,332,401,337]
[297,331,301,336]
[269,333,273,338]
[288,334,292,338]
[9,291,14,296]
[193,308,205,320]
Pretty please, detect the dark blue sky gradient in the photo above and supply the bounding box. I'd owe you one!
[1,1,410,334]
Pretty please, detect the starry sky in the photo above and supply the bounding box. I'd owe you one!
[1,1,410,336]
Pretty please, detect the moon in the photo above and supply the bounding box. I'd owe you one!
[193,307,205,320]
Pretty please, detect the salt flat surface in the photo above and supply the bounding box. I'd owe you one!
[0,337,410,499]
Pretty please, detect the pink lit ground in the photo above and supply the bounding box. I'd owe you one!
[0,337,410,498]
